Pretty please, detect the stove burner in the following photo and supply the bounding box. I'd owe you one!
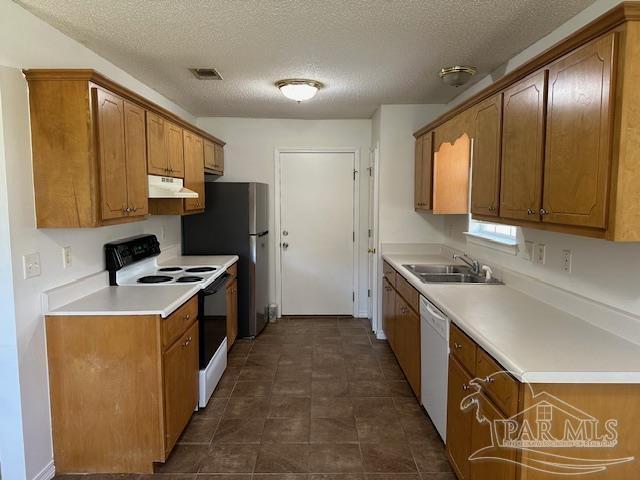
[185,267,217,273]
[176,276,204,283]
[137,275,173,284]
[158,267,183,272]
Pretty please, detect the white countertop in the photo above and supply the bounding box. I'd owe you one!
[47,255,238,318]
[383,253,640,384]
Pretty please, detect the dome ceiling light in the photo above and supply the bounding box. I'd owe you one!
[439,66,477,87]
[276,79,324,102]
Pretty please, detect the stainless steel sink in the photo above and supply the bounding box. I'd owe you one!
[402,264,503,285]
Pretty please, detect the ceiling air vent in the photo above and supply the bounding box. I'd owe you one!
[190,68,223,80]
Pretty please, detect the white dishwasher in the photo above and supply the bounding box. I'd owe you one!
[420,296,450,443]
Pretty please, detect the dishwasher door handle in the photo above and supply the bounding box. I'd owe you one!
[425,302,448,323]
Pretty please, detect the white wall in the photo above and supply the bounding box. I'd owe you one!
[376,104,447,244]
[197,117,372,316]
[441,0,640,321]
[0,2,191,478]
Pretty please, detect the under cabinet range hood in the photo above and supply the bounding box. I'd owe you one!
[148,175,198,199]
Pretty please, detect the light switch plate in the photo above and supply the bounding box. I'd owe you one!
[562,249,572,273]
[23,252,41,279]
[62,246,72,268]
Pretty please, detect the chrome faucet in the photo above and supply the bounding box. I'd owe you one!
[453,253,481,274]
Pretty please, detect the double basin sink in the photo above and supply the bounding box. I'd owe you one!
[402,264,503,285]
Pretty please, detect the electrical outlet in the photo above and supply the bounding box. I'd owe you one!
[534,243,546,265]
[62,246,72,268]
[562,249,572,273]
[23,252,41,279]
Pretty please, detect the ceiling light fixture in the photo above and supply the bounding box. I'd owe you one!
[276,79,324,102]
[439,66,477,87]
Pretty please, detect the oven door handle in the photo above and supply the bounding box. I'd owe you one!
[202,273,231,296]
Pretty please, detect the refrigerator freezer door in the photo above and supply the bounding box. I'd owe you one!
[249,183,269,235]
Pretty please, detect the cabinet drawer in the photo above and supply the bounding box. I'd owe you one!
[395,274,419,313]
[449,323,477,375]
[383,261,396,287]
[226,262,237,280]
[162,295,198,349]
[476,348,519,416]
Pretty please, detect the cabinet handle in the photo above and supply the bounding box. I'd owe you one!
[485,376,494,383]
[540,208,549,216]
[131,206,137,213]
[400,307,407,314]
[453,342,462,350]
[184,313,190,321]
[123,206,131,214]
[462,383,470,391]
[183,336,192,348]
[489,205,495,211]
[527,208,535,215]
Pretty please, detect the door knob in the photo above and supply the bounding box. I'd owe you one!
[282,230,289,236]
[282,242,289,249]
[368,248,377,254]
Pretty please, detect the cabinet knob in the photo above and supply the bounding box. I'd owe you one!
[485,376,494,383]
[131,206,137,213]
[400,307,407,314]
[527,208,535,215]
[183,336,192,348]
[453,342,462,350]
[462,383,470,391]
[489,205,495,212]
[540,208,549,216]
[184,314,190,321]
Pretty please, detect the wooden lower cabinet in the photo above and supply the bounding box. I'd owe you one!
[163,321,199,454]
[447,355,474,480]
[381,262,421,399]
[45,295,200,473]
[226,277,238,350]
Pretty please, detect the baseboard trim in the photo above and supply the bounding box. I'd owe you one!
[376,330,387,340]
[32,460,55,480]
[357,310,369,319]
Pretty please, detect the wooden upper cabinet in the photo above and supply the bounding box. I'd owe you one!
[543,32,615,229]
[124,102,149,217]
[215,143,225,172]
[415,131,433,210]
[500,70,547,222]
[95,88,128,220]
[471,94,502,217]
[204,139,225,174]
[146,111,168,176]
[183,131,205,212]
[166,121,185,178]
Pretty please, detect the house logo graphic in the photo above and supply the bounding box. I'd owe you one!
[460,372,634,476]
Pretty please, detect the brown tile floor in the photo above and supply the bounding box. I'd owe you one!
[55,317,454,480]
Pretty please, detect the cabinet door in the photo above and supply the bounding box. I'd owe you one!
[123,102,148,217]
[500,71,547,222]
[214,143,225,172]
[415,132,433,210]
[95,88,128,220]
[183,131,205,211]
[163,321,198,454]
[447,355,474,480]
[433,121,470,214]
[543,33,615,228]
[146,111,168,175]
[395,295,421,398]
[382,278,396,351]
[471,94,502,216]
[470,394,517,480]
[203,139,217,171]
[226,278,238,350]
[166,121,185,178]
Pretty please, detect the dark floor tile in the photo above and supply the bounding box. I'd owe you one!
[280,344,314,355]
[139,474,196,480]
[360,444,417,473]
[339,327,368,336]
[388,382,414,398]
[282,334,314,345]
[365,475,420,480]
[313,335,343,345]
[252,343,285,355]
[398,415,440,444]
[255,443,310,473]
[312,379,349,397]
[342,344,374,356]
[312,327,341,337]
[199,444,259,473]
[310,417,358,443]
[311,475,365,480]
[392,398,423,417]
[381,365,406,381]
[312,365,347,380]
[154,444,208,473]
[254,475,309,480]
[57,476,140,480]
[196,397,229,420]
[312,352,345,367]
[263,417,311,443]
[341,336,372,346]
[221,366,243,381]
[269,396,311,418]
[212,376,237,398]
[348,381,390,397]
[227,354,248,368]
[272,379,312,397]
[409,446,451,473]
[338,318,370,328]
[356,416,406,443]
[245,353,281,367]
[311,396,354,419]
[352,398,396,419]
[276,365,313,381]
[346,366,383,380]
[344,355,379,369]
[223,396,270,418]
[198,475,252,480]
[178,416,218,444]
[229,342,253,355]
[418,474,456,480]
[308,443,363,473]
[279,353,313,367]
[213,418,265,444]
[239,365,277,381]
[231,381,273,397]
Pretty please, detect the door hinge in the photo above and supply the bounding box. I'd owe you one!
[368,289,371,297]
[368,229,372,238]
[353,231,355,242]
[353,169,358,181]
[352,291,355,302]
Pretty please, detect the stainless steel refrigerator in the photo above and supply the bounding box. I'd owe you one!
[182,182,269,338]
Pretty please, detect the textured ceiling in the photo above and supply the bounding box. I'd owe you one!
[16,0,595,118]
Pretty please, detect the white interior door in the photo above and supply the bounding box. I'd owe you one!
[367,147,378,321]
[280,151,355,315]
